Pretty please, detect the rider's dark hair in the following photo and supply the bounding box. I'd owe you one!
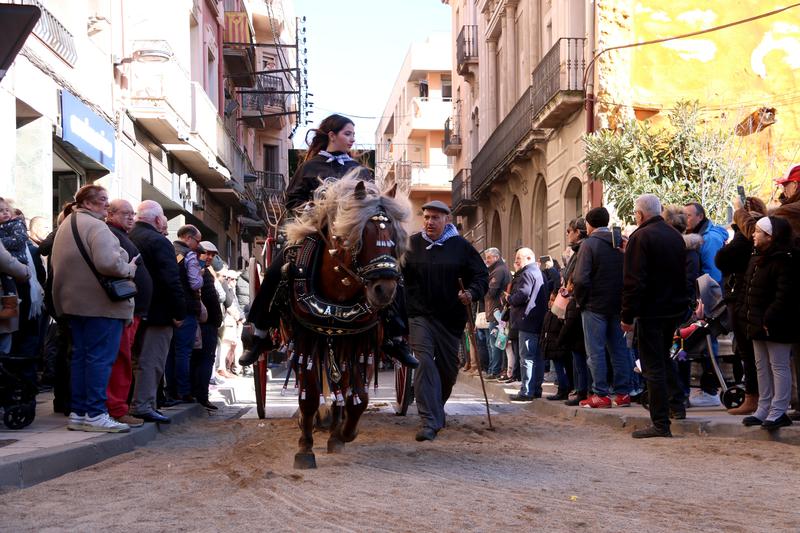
[303,114,354,162]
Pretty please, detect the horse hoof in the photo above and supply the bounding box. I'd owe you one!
[341,429,359,443]
[327,438,345,454]
[294,452,317,469]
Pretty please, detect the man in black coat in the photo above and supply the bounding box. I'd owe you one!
[402,201,488,442]
[622,194,689,438]
[128,200,186,424]
[192,241,224,410]
[572,207,633,408]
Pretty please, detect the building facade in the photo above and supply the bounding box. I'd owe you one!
[375,33,453,233]
[445,0,800,260]
[0,0,298,268]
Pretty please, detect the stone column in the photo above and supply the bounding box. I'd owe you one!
[486,38,498,132]
[505,3,517,109]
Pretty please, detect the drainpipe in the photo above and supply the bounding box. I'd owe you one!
[585,0,602,208]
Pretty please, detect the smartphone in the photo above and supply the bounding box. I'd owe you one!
[539,255,552,265]
[737,185,747,207]
[611,225,623,248]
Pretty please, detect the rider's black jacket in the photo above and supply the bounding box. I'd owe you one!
[284,153,372,211]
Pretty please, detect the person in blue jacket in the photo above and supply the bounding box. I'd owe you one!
[683,202,728,284]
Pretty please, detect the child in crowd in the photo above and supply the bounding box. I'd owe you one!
[0,197,29,303]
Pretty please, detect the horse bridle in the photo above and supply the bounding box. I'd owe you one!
[317,209,401,288]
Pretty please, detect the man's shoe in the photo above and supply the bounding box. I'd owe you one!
[688,390,721,408]
[67,412,86,431]
[742,415,763,427]
[415,427,437,442]
[114,414,144,428]
[788,411,800,421]
[382,338,419,369]
[547,390,570,401]
[510,393,534,402]
[761,414,792,430]
[670,408,687,420]
[160,396,181,408]
[484,373,500,381]
[181,395,196,403]
[564,391,588,406]
[198,400,218,410]
[132,410,171,424]
[579,394,612,408]
[632,425,672,439]
[239,334,273,367]
[84,413,130,433]
[613,394,631,407]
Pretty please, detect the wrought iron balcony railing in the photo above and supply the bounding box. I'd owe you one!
[451,168,477,216]
[443,116,462,156]
[456,25,478,75]
[531,37,586,128]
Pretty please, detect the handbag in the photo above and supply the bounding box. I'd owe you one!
[475,311,489,330]
[551,287,571,320]
[71,214,137,302]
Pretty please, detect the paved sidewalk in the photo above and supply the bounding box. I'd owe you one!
[459,370,800,446]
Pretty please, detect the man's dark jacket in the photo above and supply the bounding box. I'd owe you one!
[484,258,511,320]
[622,215,689,324]
[173,240,201,316]
[402,233,488,336]
[129,221,186,325]
[507,262,547,334]
[199,269,223,329]
[108,223,153,317]
[572,228,624,316]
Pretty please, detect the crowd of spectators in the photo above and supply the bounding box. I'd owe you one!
[468,163,800,437]
[0,185,250,432]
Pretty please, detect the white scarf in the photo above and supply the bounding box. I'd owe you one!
[319,150,353,165]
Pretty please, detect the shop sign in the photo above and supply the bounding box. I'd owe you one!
[60,90,116,171]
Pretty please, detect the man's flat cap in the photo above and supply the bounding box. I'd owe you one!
[421,200,451,214]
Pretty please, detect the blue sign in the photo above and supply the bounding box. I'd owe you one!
[60,90,116,171]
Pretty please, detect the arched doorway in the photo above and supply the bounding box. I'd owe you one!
[532,175,547,257]
[564,177,583,222]
[490,210,502,256]
[509,196,522,253]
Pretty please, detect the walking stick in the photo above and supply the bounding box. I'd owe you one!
[459,279,494,430]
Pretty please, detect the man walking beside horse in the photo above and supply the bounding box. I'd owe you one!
[402,201,488,442]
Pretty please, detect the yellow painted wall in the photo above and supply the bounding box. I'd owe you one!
[623,1,800,196]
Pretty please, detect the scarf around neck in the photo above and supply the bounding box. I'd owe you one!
[421,223,459,250]
[318,150,353,165]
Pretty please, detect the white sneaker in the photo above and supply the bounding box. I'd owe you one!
[67,412,86,431]
[689,391,721,408]
[84,413,130,433]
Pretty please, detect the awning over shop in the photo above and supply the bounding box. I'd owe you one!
[163,143,231,188]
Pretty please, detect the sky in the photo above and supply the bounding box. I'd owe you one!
[292,0,452,150]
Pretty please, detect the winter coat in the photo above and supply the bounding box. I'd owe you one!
[129,222,186,326]
[174,240,202,316]
[715,229,753,312]
[108,223,153,318]
[773,188,800,240]
[622,215,689,324]
[285,154,373,211]
[539,310,567,361]
[572,228,624,316]
[484,258,511,321]
[508,262,548,334]
[235,275,250,314]
[739,244,799,343]
[402,232,489,337]
[0,217,30,265]
[690,218,728,283]
[683,233,703,302]
[199,269,224,329]
[557,296,585,354]
[51,209,134,320]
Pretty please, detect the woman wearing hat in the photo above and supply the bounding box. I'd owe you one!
[739,215,798,430]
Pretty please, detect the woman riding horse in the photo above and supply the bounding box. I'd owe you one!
[240,114,418,369]
[282,176,411,468]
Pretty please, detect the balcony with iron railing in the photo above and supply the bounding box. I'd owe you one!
[241,73,286,128]
[254,170,285,198]
[451,169,477,216]
[531,37,586,129]
[223,2,256,88]
[456,25,478,77]
[443,116,462,156]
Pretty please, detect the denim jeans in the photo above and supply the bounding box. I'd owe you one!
[518,331,544,397]
[167,314,198,397]
[486,321,504,375]
[572,351,591,393]
[581,311,632,396]
[69,316,124,417]
[475,327,489,370]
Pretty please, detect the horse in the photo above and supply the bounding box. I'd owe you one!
[280,175,411,469]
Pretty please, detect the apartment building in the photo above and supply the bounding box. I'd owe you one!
[0,0,297,267]
[375,33,453,232]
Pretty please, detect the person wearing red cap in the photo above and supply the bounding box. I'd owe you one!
[773,163,800,238]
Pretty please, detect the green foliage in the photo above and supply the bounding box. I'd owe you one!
[583,101,744,224]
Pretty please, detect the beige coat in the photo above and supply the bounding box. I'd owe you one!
[51,209,134,319]
[0,241,27,334]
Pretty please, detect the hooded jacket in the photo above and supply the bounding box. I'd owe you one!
[571,228,624,316]
[689,218,728,283]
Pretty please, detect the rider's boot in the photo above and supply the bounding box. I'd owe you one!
[239,327,273,367]
[382,336,419,369]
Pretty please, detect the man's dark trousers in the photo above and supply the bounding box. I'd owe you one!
[191,323,218,403]
[637,315,685,430]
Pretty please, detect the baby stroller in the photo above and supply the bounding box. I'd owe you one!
[0,354,38,429]
[668,274,745,409]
